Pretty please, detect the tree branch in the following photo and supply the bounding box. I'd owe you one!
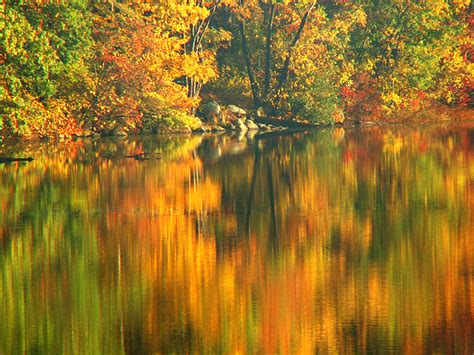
[240,19,261,107]
[276,1,317,91]
[264,2,276,98]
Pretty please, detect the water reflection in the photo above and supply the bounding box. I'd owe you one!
[0,124,473,353]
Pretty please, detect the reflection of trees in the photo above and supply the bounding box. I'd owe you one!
[0,135,204,354]
[194,125,473,353]
[0,124,472,353]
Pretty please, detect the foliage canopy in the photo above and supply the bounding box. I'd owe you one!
[0,0,472,138]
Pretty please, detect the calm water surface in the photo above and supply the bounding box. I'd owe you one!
[1,124,473,353]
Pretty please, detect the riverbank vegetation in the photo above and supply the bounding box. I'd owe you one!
[1,0,472,139]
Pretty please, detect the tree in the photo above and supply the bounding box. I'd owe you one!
[212,0,365,120]
[235,0,319,110]
[346,0,473,117]
[0,2,92,138]
[183,0,229,101]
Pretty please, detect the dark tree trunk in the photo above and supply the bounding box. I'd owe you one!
[263,3,276,98]
[245,144,261,236]
[239,20,262,108]
[276,1,317,91]
[266,159,279,240]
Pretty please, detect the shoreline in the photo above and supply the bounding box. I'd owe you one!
[1,119,474,158]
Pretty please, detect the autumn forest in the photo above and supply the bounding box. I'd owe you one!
[1,1,474,353]
[1,0,473,139]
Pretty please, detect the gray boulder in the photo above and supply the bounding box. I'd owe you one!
[235,118,248,132]
[193,125,210,133]
[245,119,259,131]
[212,125,226,131]
[227,105,246,117]
[200,101,223,124]
[256,107,266,117]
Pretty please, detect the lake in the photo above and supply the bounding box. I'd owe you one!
[1,123,473,353]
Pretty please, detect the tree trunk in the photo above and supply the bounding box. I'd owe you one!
[239,20,262,108]
[245,144,261,235]
[276,1,317,91]
[185,1,219,100]
[264,3,276,98]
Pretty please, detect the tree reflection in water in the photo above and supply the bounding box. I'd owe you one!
[0,124,473,353]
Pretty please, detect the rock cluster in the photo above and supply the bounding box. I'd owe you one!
[85,101,290,138]
[199,101,223,124]
[196,101,285,133]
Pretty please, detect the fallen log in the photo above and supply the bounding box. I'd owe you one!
[125,153,161,161]
[253,116,324,128]
[0,156,34,164]
[125,153,145,159]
